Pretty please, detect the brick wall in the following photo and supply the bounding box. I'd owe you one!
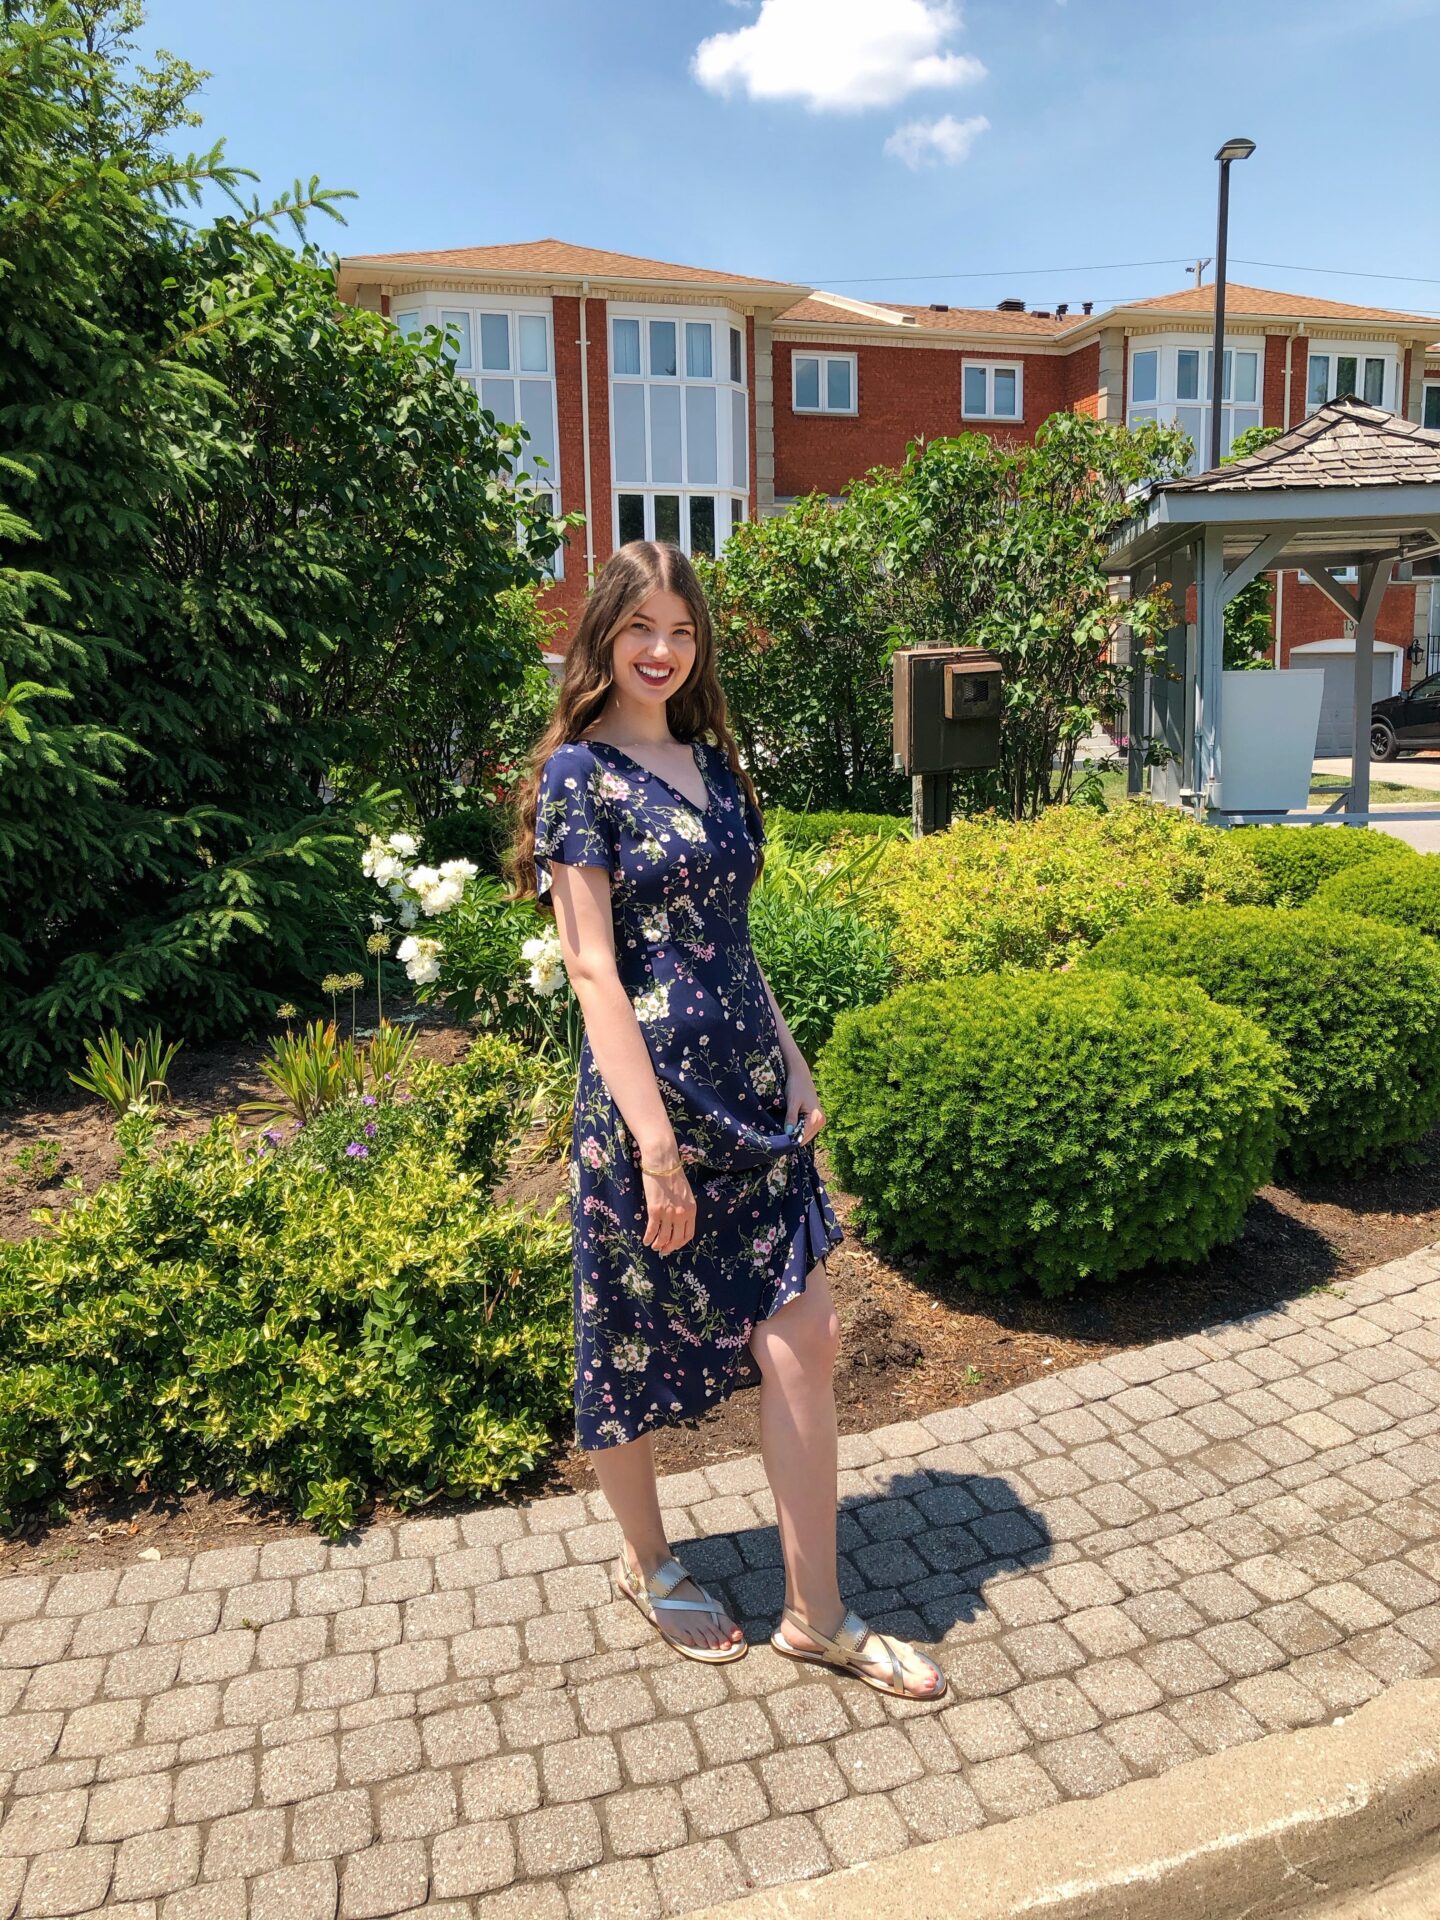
[1065,342,1101,419]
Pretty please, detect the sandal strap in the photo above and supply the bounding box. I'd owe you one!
[646,1557,691,1600]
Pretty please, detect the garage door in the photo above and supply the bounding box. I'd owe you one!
[1289,653,1395,756]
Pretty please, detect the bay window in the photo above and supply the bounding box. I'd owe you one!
[1127,335,1263,470]
[610,304,749,558]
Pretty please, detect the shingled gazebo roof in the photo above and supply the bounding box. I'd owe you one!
[1163,396,1440,494]
[1106,399,1440,576]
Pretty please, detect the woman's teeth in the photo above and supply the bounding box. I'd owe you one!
[636,664,673,683]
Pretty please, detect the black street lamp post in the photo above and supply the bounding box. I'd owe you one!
[1209,137,1257,472]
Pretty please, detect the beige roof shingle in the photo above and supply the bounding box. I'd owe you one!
[1164,396,1440,493]
[1122,281,1438,329]
[341,237,797,293]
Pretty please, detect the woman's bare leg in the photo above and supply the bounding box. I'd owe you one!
[588,1429,743,1652]
[748,1259,943,1692]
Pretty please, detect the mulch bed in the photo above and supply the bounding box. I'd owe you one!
[3,1007,1439,1578]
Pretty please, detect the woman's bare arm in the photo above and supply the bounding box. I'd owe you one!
[545,859,696,1252]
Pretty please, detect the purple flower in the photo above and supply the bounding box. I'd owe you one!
[360,1094,378,1107]
[363,1121,378,1138]
[344,1142,369,1159]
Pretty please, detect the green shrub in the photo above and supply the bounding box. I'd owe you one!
[817,970,1285,1296]
[0,1039,569,1536]
[1315,852,1440,942]
[1081,906,1440,1176]
[872,802,1269,982]
[749,890,895,1059]
[1227,824,1413,905]
[767,807,910,851]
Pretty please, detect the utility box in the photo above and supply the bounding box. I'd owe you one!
[893,646,1005,775]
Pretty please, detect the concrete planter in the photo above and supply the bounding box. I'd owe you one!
[1213,668,1325,814]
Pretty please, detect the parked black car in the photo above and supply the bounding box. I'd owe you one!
[1372,672,1440,759]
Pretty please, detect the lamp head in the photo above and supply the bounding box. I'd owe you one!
[1215,137,1257,163]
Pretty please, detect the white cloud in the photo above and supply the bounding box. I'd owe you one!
[883,111,990,168]
[692,0,985,113]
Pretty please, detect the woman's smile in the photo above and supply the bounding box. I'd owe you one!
[634,660,676,687]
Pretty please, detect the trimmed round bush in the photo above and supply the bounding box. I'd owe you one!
[1315,851,1440,942]
[817,970,1285,1296]
[1080,905,1440,1176]
[1227,823,1412,906]
[870,801,1270,982]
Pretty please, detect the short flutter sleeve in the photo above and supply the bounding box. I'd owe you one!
[534,745,618,900]
[740,778,766,852]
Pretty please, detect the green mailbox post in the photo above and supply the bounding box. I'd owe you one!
[892,645,1005,834]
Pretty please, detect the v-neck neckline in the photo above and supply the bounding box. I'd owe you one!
[588,737,712,818]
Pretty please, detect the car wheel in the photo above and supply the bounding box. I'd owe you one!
[1371,720,1398,762]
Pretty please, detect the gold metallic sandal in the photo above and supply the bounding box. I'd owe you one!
[770,1603,947,1700]
[615,1552,748,1664]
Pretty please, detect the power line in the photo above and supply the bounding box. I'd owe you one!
[793,255,1197,285]
[1234,257,1440,289]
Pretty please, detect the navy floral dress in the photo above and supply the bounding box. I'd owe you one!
[534,734,845,1451]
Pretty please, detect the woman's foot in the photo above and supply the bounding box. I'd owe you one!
[623,1548,745,1653]
[779,1603,945,1695]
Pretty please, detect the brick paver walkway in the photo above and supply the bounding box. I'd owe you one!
[4,1249,1440,1918]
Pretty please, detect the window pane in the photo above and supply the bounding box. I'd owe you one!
[654,494,681,545]
[730,326,743,384]
[394,311,421,338]
[690,496,716,559]
[716,495,735,547]
[1233,351,1258,404]
[518,314,549,372]
[480,377,516,423]
[1336,355,1358,398]
[685,385,717,484]
[685,322,713,379]
[479,313,510,372]
[649,320,677,377]
[1129,406,1157,425]
[649,383,682,483]
[440,310,474,370]
[794,357,820,409]
[1307,353,1330,407]
[826,358,853,410]
[1130,349,1157,406]
[1176,406,1204,466]
[963,365,988,415]
[613,383,647,482]
[1176,350,1200,401]
[731,389,748,488]
[1425,387,1440,431]
[1363,357,1385,406]
[518,381,555,476]
[1228,407,1261,448]
[612,318,641,377]
[993,368,1018,418]
[618,494,645,545]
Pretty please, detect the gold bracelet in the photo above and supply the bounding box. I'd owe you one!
[640,1158,683,1177]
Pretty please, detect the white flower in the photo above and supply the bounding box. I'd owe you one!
[670,808,705,843]
[387,831,420,857]
[361,837,405,887]
[521,929,565,997]
[632,982,671,1025]
[397,934,442,984]
[396,900,419,929]
[439,858,477,883]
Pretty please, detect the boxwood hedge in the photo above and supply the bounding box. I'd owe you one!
[1081,905,1440,1175]
[1227,823,1412,906]
[817,969,1286,1296]
[1315,851,1440,943]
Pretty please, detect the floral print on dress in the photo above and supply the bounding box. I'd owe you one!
[534,736,845,1451]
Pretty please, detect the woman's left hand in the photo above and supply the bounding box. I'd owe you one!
[785,1065,825,1147]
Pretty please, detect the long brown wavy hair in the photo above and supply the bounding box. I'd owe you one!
[506,541,763,911]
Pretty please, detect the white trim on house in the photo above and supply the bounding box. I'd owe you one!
[1305,342,1399,412]
[961,359,1024,423]
[791,351,858,415]
[1126,331,1265,470]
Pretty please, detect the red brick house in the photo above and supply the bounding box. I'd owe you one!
[336,241,1440,735]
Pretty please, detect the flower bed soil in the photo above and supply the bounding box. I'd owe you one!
[3,1013,1440,1577]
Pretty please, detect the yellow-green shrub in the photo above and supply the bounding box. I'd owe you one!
[1228,823,1413,905]
[870,803,1269,982]
[1314,851,1440,941]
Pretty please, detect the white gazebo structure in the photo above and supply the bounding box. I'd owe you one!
[1106,398,1440,825]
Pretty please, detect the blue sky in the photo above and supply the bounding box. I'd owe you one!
[132,0,1440,321]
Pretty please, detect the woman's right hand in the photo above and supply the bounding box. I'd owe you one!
[641,1163,697,1256]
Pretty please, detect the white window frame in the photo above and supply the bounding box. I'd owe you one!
[1425,381,1440,432]
[1126,332,1264,471]
[1305,341,1397,413]
[960,360,1024,423]
[390,294,563,578]
[791,352,858,416]
[608,301,749,560]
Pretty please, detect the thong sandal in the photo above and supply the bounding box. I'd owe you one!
[771,1602,948,1700]
[615,1552,748,1664]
